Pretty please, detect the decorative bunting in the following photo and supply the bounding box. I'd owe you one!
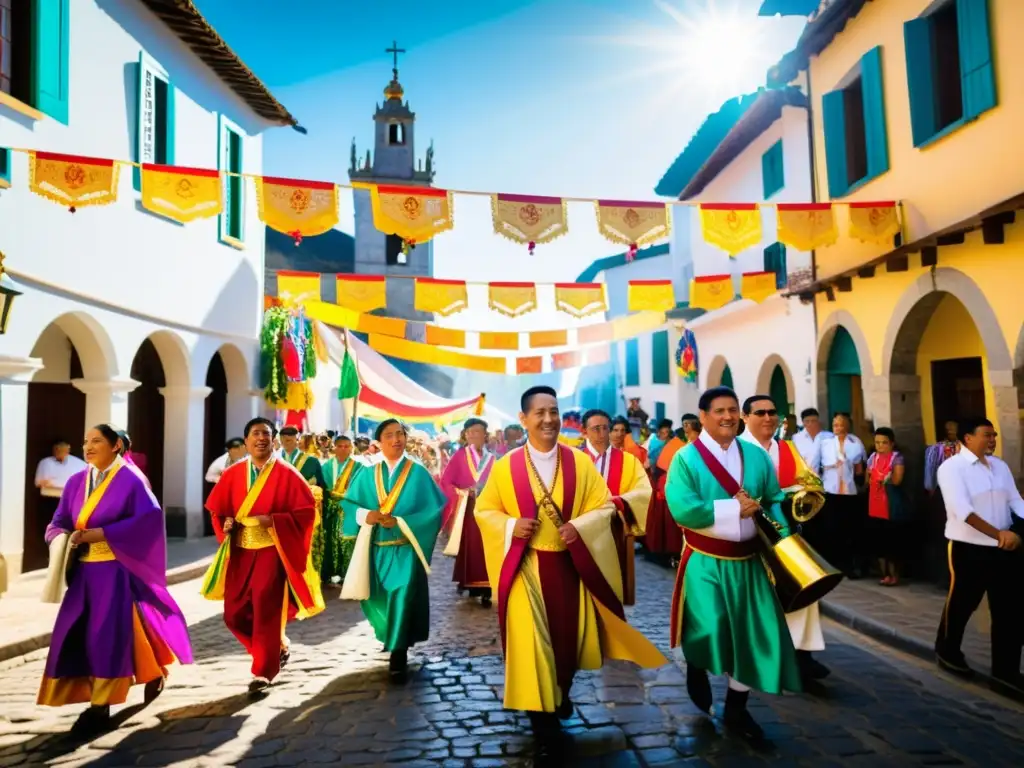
[552,350,582,370]
[528,330,568,348]
[336,275,387,313]
[140,163,222,223]
[369,333,507,374]
[516,356,543,375]
[740,271,778,304]
[554,283,607,319]
[491,193,567,254]
[414,278,469,317]
[776,203,838,251]
[424,326,466,349]
[29,151,119,212]
[848,201,901,245]
[256,176,339,245]
[369,184,453,249]
[488,282,538,317]
[356,313,406,338]
[595,200,671,261]
[627,280,676,312]
[699,203,762,256]
[479,332,520,351]
[277,270,322,303]
[689,275,734,311]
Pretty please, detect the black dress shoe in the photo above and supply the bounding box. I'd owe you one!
[990,672,1024,699]
[248,677,271,695]
[280,648,291,669]
[936,652,975,679]
[796,650,831,680]
[70,705,110,735]
[143,676,165,703]
[686,664,713,713]
[723,688,768,746]
[389,648,409,684]
[480,588,493,608]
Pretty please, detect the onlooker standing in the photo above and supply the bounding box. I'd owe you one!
[792,408,833,474]
[626,397,649,442]
[819,413,867,577]
[924,419,961,586]
[205,437,247,484]
[934,418,1024,695]
[35,439,87,527]
[866,428,909,586]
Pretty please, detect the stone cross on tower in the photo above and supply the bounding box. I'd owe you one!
[386,40,406,80]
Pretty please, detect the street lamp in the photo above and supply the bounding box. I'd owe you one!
[0,252,23,335]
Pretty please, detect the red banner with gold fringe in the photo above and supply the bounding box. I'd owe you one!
[848,201,900,245]
[336,275,387,313]
[699,203,762,256]
[740,271,777,304]
[487,282,538,317]
[256,176,339,244]
[141,163,222,223]
[414,278,469,317]
[370,184,453,246]
[29,151,119,211]
[689,274,734,311]
[554,283,607,319]
[491,193,567,254]
[776,203,838,251]
[595,200,670,261]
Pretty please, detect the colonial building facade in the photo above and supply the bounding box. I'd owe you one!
[0,0,296,579]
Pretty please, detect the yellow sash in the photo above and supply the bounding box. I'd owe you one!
[329,458,356,498]
[290,451,308,473]
[75,460,125,530]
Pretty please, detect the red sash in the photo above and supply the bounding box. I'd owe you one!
[690,437,744,496]
[775,438,797,488]
[606,447,624,496]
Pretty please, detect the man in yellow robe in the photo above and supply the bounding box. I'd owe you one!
[475,386,666,756]
[582,409,652,605]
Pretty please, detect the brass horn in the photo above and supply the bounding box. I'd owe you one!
[755,510,843,614]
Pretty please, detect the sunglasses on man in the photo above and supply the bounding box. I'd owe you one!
[751,409,778,418]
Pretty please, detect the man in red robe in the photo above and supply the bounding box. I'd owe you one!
[204,417,321,694]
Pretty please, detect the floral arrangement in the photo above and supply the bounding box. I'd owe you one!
[260,305,317,409]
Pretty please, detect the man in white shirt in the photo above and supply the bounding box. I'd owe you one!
[204,437,247,484]
[935,417,1023,694]
[791,408,833,474]
[35,439,87,522]
[818,413,867,577]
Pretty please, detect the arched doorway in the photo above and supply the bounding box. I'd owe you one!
[756,355,795,420]
[128,339,167,504]
[23,313,114,571]
[202,344,250,534]
[721,364,734,390]
[769,366,789,419]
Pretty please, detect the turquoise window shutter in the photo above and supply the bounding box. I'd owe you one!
[651,330,670,384]
[625,339,639,386]
[761,140,784,199]
[763,243,788,289]
[230,131,243,240]
[860,47,889,178]
[32,0,70,124]
[821,90,848,198]
[655,402,666,423]
[957,0,996,120]
[165,83,176,167]
[0,147,10,184]
[904,18,938,146]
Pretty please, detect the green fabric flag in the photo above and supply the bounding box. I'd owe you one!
[339,346,360,399]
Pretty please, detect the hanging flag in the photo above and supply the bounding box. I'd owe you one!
[699,203,762,256]
[29,151,119,212]
[256,176,339,245]
[368,333,506,374]
[488,282,538,317]
[336,275,387,313]
[740,271,778,303]
[676,329,698,384]
[552,350,582,370]
[491,193,567,254]
[586,345,611,365]
[478,331,520,351]
[627,280,676,312]
[528,330,568,349]
[595,200,671,261]
[276,270,322,304]
[414,278,469,317]
[554,283,607,319]
[425,325,467,349]
[516,356,543,375]
[140,163,222,223]
[337,327,361,432]
[370,184,453,248]
[689,275,734,311]
[776,203,838,251]
[848,201,900,245]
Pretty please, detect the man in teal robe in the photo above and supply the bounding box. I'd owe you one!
[341,418,445,683]
[278,426,326,488]
[321,435,363,585]
[665,386,800,744]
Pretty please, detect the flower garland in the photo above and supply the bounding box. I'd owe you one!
[260,306,317,409]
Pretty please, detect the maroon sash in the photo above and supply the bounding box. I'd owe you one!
[690,437,744,496]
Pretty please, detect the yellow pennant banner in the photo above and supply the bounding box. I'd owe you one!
[848,201,900,245]
[369,334,507,375]
[425,325,467,349]
[414,278,468,317]
[627,280,676,312]
[554,283,607,319]
[336,275,387,313]
[479,332,520,351]
[700,203,762,256]
[140,163,222,223]
[529,330,568,348]
[369,184,453,246]
[29,151,119,211]
[595,200,671,258]
[487,282,538,317]
[776,203,838,251]
[277,270,322,304]
[740,271,777,304]
[491,193,567,253]
[256,176,339,243]
[690,275,734,311]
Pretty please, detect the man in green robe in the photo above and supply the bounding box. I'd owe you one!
[321,435,363,586]
[340,418,445,683]
[279,426,327,571]
[665,386,800,744]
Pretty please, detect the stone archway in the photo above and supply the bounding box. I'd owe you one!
[756,354,795,418]
[202,343,252,533]
[882,267,1018,480]
[816,310,874,442]
[704,355,730,390]
[21,312,118,572]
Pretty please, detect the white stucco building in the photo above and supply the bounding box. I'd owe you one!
[0,0,297,580]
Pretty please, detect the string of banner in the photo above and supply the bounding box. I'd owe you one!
[8,150,904,307]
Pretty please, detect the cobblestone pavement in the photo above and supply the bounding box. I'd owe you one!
[1,554,1022,767]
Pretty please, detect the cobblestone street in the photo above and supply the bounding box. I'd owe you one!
[1,554,1022,767]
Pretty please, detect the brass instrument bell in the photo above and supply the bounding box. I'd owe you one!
[755,509,843,614]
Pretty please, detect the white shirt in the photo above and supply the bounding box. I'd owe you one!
[204,452,241,484]
[739,431,780,470]
[584,440,611,481]
[791,429,833,474]
[696,430,757,543]
[819,434,866,495]
[937,449,1024,547]
[526,441,559,487]
[35,454,87,498]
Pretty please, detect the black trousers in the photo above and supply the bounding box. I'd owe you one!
[811,493,866,575]
[935,540,1023,677]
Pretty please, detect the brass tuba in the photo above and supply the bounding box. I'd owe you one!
[755,508,843,614]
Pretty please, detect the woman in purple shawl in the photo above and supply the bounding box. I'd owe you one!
[38,424,193,733]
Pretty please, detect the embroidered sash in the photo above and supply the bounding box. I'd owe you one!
[75,460,125,530]
[691,438,744,497]
[331,458,356,497]
[466,446,493,484]
[374,460,414,514]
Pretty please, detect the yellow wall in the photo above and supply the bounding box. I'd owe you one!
[806,0,1024,277]
[915,294,995,446]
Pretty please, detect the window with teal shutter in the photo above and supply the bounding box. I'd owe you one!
[651,330,670,384]
[625,339,639,386]
[761,139,784,199]
[0,147,10,186]
[31,0,69,124]
[763,242,788,289]
[904,17,938,146]
[958,0,996,120]
[134,52,175,191]
[860,47,889,179]
[219,114,245,245]
[822,90,848,198]
[655,401,666,423]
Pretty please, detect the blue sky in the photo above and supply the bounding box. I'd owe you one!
[197,0,805,328]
